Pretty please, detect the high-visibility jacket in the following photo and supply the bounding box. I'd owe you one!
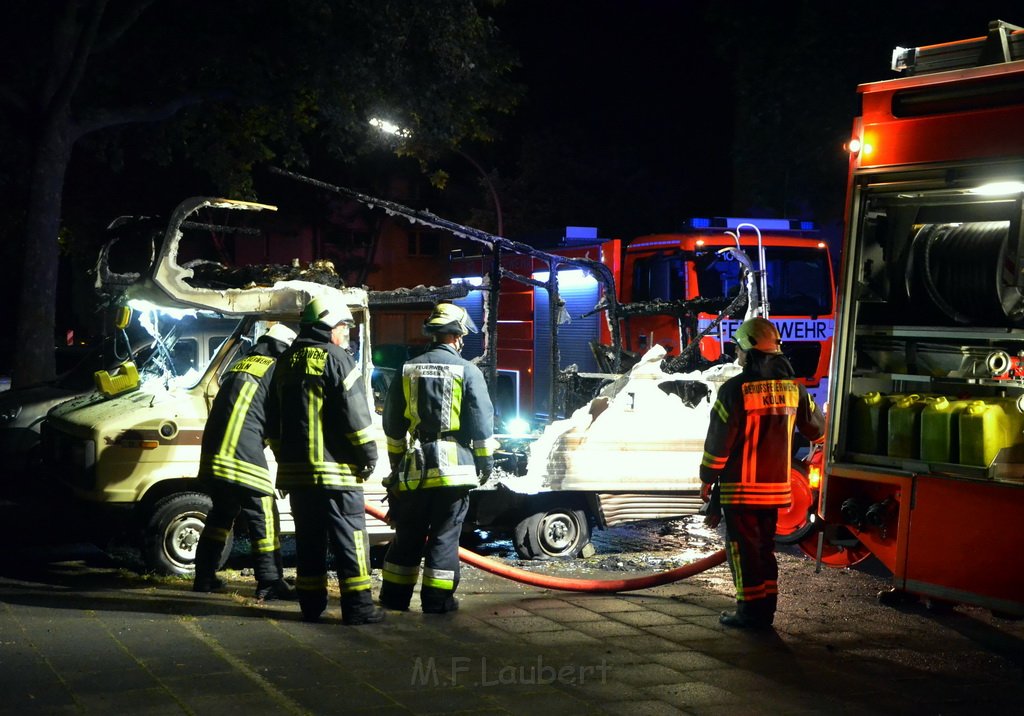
[271,327,377,490]
[699,352,824,508]
[198,340,280,495]
[382,343,494,490]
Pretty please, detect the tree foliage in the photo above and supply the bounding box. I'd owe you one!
[0,0,519,386]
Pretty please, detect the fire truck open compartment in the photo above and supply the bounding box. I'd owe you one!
[829,173,1024,610]
[818,27,1024,617]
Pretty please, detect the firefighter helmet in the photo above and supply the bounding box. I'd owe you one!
[261,323,297,346]
[423,303,478,336]
[301,294,354,328]
[733,317,782,353]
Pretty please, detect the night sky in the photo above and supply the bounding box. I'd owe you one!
[483,1,1024,236]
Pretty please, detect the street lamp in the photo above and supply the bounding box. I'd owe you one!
[368,116,503,398]
[368,117,503,237]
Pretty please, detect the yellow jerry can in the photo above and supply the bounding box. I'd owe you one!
[958,397,1024,468]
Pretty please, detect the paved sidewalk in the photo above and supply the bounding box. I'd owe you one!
[1,548,1022,715]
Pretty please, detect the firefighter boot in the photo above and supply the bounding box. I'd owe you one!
[378,581,413,612]
[193,575,226,593]
[299,594,328,623]
[719,601,771,629]
[421,586,459,614]
[763,594,777,626]
[192,540,226,593]
[255,579,298,602]
[342,592,386,626]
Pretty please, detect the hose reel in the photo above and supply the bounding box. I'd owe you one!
[905,221,1024,325]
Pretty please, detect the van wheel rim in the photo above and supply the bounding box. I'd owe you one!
[164,511,205,569]
[539,513,577,554]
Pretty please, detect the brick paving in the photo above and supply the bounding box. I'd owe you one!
[1,546,1022,715]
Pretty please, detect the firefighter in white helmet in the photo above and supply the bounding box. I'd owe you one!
[700,317,824,629]
[270,294,383,625]
[193,323,298,600]
[379,303,495,614]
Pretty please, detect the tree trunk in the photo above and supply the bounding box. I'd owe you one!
[12,116,73,388]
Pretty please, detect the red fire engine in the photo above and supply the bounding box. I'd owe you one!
[451,219,835,425]
[622,219,834,405]
[803,20,1024,617]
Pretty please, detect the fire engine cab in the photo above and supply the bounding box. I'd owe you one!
[451,219,835,423]
[622,218,834,407]
[805,20,1024,617]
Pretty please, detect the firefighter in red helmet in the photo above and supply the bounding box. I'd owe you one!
[700,317,824,628]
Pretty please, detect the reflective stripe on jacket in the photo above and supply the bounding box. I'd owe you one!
[272,329,377,490]
[198,344,278,495]
[382,343,494,490]
[699,354,824,508]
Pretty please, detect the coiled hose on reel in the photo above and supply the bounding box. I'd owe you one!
[908,221,1023,324]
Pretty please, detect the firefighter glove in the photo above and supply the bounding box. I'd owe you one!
[388,452,403,472]
[700,481,715,503]
[474,455,494,485]
[356,462,376,483]
[699,482,721,528]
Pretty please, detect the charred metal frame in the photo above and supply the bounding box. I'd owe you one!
[271,167,623,421]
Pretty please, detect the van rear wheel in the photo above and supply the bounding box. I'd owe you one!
[513,507,591,560]
[143,492,232,576]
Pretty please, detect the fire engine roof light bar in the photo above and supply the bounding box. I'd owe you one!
[686,217,815,232]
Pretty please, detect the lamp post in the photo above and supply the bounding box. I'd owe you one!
[451,149,503,238]
[368,117,503,397]
[368,118,503,236]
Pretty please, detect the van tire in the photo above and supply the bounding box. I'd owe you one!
[143,492,232,576]
[513,507,591,560]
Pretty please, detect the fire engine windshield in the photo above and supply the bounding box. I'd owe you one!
[695,246,834,317]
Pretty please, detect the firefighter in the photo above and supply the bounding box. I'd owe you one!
[379,303,495,614]
[271,294,384,625]
[699,317,824,629]
[193,323,297,601]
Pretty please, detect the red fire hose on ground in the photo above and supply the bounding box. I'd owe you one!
[364,503,727,594]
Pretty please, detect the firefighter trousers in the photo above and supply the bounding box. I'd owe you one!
[195,480,282,583]
[379,487,470,611]
[722,506,779,624]
[288,487,375,621]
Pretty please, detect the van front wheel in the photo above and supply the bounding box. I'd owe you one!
[143,492,232,576]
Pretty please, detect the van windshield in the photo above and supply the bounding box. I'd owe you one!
[136,313,240,389]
